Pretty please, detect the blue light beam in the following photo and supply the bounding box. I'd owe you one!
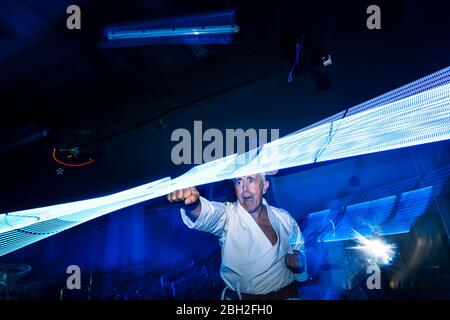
[1,66,449,256]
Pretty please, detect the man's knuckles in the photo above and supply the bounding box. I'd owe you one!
[183,188,192,199]
[168,187,199,203]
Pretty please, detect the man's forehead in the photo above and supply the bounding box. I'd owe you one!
[234,174,261,180]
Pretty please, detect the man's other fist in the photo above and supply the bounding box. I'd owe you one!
[285,250,305,274]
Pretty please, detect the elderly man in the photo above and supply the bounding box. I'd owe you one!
[167,173,307,299]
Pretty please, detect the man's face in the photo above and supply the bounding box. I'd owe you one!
[234,174,269,213]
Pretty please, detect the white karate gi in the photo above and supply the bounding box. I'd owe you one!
[181,196,308,295]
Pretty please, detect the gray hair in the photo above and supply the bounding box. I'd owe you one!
[232,173,266,183]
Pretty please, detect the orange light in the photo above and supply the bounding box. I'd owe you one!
[52,148,95,167]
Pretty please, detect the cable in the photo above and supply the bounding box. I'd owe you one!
[313,106,350,163]
[287,33,305,83]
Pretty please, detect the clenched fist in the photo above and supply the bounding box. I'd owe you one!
[285,250,305,274]
[167,187,200,206]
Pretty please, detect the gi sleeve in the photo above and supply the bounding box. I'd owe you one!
[180,196,228,238]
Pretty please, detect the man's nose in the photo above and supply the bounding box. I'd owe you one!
[242,180,249,191]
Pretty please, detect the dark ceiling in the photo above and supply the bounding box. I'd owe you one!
[0,0,449,212]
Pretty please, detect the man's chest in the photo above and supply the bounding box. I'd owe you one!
[253,217,278,246]
[223,206,290,254]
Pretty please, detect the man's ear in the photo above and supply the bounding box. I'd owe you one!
[263,180,269,194]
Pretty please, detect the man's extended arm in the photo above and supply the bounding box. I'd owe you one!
[167,187,228,237]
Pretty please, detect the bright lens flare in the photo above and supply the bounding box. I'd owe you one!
[348,229,396,265]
